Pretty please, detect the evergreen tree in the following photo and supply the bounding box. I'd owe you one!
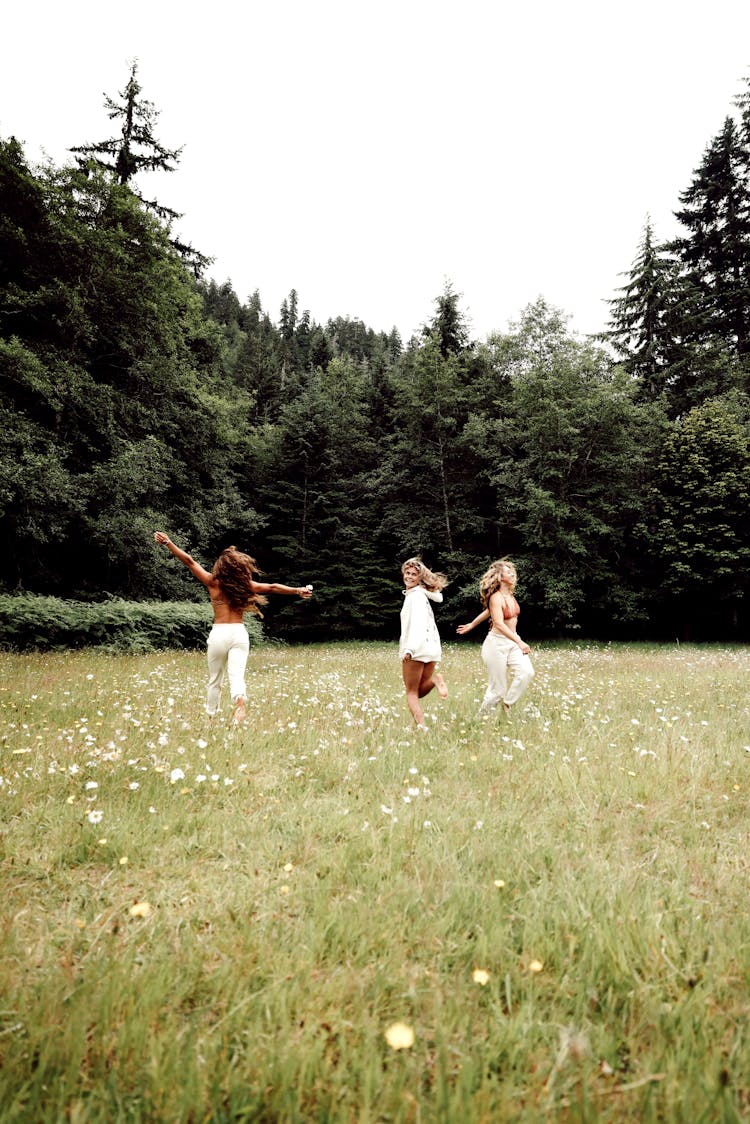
[671,117,750,385]
[71,61,182,209]
[422,280,472,357]
[601,218,686,399]
[376,330,484,562]
[70,61,206,270]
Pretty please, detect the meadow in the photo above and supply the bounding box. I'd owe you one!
[0,640,748,1122]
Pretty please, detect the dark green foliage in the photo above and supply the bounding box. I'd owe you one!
[6,65,750,643]
[473,301,664,634]
[0,595,261,652]
[672,118,750,361]
[607,86,750,417]
[639,397,750,637]
[70,61,182,208]
[600,218,686,401]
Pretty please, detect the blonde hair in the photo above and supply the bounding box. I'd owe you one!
[212,546,268,616]
[401,556,448,592]
[479,557,517,610]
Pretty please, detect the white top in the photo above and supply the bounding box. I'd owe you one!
[399,586,443,663]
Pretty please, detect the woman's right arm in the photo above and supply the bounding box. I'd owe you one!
[153,532,214,586]
[456,609,489,635]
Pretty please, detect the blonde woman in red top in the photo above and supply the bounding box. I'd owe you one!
[457,558,534,714]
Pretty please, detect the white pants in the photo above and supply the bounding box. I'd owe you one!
[479,632,534,713]
[206,624,250,716]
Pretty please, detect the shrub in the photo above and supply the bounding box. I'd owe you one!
[0,595,264,652]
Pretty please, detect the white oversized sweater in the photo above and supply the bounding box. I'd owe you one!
[399,586,443,663]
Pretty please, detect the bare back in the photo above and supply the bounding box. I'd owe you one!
[207,578,247,623]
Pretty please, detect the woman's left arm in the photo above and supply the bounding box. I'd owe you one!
[252,580,313,598]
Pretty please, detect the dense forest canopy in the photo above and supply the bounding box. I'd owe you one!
[2,64,750,640]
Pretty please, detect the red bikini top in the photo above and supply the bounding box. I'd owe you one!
[501,593,520,620]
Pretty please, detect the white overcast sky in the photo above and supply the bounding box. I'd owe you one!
[3,0,750,342]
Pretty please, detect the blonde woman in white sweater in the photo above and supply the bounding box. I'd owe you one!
[399,557,448,729]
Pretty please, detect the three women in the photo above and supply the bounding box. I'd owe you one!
[154,533,533,727]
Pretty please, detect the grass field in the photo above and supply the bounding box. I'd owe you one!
[1,640,748,1122]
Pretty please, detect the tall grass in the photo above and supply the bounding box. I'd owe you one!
[0,641,748,1121]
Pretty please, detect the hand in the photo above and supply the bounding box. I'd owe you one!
[518,641,531,655]
[154,532,170,545]
[299,587,313,599]
[456,623,471,634]
[402,653,412,662]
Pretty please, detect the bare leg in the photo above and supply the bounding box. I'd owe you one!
[402,658,427,727]
[418,661,447,700]
[232,696,247,725]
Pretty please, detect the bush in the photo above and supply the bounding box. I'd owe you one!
[0,595,264,652]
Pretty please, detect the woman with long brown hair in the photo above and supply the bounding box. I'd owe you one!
[154,532,312,723]
[457,557,534,715]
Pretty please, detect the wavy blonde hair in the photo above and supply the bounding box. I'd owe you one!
[479,557,517,610]
[212,546,268,616]
[401,556,449,592]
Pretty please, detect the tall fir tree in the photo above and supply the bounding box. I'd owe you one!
[70,61,207,270]
[601,218,686,400]
[670,117,750,387]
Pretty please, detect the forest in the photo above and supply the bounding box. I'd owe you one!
[2,64,750,642]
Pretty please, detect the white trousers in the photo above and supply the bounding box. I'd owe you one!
[206,624,250,715]
[479,632,535,713]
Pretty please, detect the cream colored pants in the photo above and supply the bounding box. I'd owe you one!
[206,624,249,715]
[479,632,534,713]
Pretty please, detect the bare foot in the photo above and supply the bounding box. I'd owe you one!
[232,698,247,725]
[434,672,448,700]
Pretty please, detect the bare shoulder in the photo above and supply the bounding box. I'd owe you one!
[193,566,218,588]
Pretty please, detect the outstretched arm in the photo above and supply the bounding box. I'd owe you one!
[252,580,313,599]
[456,608,490,635]
[153,532,214,586]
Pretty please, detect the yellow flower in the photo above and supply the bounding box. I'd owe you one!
[385,1022,415,1050]
[283,862,294,872]
[129,902,152,918]
[529,959,544,973]
[472,969,490,986]
[119,856,128,865]
[280,885,290,895]
[493,879,506,888]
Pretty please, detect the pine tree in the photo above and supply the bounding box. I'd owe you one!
[70,61,207,271]
[601,218,685,399]
[671,116,750,369]
[421,280,471,357]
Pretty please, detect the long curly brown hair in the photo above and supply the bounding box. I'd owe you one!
[212,547,268,616]
[479,558,517,610]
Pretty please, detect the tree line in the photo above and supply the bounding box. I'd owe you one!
[2,63,750,641]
